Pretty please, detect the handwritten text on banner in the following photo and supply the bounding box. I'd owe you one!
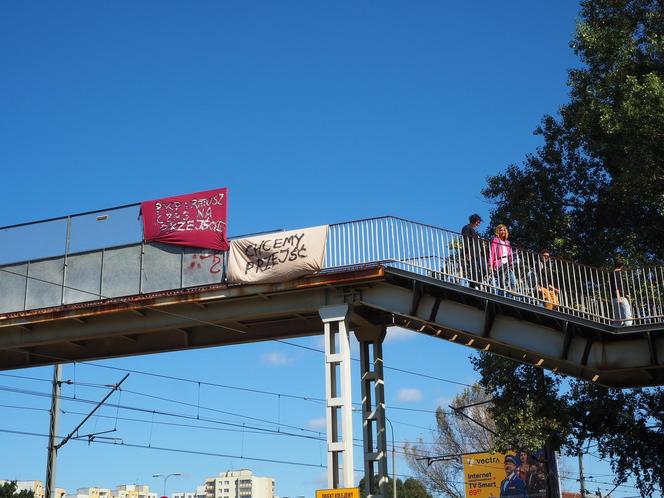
[141,187,229,251]
[227,225,328,284]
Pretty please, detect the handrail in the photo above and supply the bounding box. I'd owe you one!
[324,217,664,327]
[0,202,141,231]
[0,213,662,327]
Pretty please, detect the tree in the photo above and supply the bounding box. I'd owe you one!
[478,0,664,496]
[483,0,664,266]
[404,385,495,498]
[0,482,34,498]
[358,477,433,498]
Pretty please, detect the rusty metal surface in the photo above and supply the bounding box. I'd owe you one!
[0,265,386,372]
[0,265,385,326]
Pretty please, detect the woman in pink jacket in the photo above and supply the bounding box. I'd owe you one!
[489,224,516,294]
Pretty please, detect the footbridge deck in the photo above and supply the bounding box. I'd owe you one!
[1,215,662,387]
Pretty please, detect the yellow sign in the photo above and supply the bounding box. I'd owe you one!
[463,451,505,498]
[315,488,359,498]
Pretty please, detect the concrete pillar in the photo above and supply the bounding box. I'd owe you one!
[356,325,388,498]
[319,304,355,489]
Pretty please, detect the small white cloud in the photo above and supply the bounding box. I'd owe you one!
[261,352,293,366]
[307,417,327,430]
[385,327,416,343]
[397,388,423,402]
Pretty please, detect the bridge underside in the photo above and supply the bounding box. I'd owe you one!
[0,265,662,388]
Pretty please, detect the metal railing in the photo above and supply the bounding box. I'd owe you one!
[0,203,143,266]
[1,210,663,327]
[325,217,664,327]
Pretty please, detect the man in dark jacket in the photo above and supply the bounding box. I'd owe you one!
[461,213,484,288]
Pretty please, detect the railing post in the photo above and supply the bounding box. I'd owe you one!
[60,216,72,305]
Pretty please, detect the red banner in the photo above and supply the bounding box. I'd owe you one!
[141,188,229,251]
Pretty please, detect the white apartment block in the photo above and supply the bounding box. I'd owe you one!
[204,470,274,498]
[65,487,112,498]
[1,480,66,498]
[172,485,206,498]
[65,484,156,498]
[112,485,157,498]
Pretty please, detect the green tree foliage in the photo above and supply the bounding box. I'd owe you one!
[483,0,664,265]
[0,482,34,498]
[404,385,495,498]
[358,477,432,498]
[477,1,664,496]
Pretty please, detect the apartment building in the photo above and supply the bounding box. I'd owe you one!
[65,484,156,498]
[65,488,112,498]
[204,470,274,498]
[0,480,66,498]
[172,485,206,498]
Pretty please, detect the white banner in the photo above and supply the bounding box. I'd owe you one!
[227,225,328,284]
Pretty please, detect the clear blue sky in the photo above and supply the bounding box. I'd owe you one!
[1,2,648,498]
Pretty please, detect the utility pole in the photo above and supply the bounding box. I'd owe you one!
[578,453,587,497]
[45,364,62,498]
[45,370,129,498]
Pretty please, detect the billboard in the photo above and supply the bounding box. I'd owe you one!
[464,451,503,498]
[464,450,548,498]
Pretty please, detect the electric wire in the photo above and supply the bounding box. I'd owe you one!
[0,374,443,445]
[0,392,427,459]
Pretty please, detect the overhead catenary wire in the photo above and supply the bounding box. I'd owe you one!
[0,384,328,442]
[0,400,640,492]
[0,389,433,459]
[0,372,462,449]
[0,354,641,485]
[0,365,461,419]
[3,424,639,493]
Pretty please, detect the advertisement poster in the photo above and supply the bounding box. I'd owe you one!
[464,450,548,498]
[464,452,504,498]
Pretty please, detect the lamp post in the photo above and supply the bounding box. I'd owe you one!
[152,473,182,498]
[385,417,397,498]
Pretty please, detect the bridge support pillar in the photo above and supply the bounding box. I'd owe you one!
[319,304,355,489]
[356,326,388,498]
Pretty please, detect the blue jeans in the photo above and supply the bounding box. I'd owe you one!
[491,265,516,297]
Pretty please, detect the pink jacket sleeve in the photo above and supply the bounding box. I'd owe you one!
[489,237,499,269]
[489,238,513,269]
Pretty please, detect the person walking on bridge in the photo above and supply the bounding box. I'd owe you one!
[461,213,485,288]
[611,259,633,326]
[529,249,560,310]
[489,224,516,296]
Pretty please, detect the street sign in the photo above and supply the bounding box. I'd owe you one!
[315,488,359,498]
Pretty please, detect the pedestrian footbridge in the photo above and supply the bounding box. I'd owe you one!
[1,212,662,388]
[1,209,663,494]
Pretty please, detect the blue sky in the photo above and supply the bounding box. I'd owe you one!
[0,2,650,498]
